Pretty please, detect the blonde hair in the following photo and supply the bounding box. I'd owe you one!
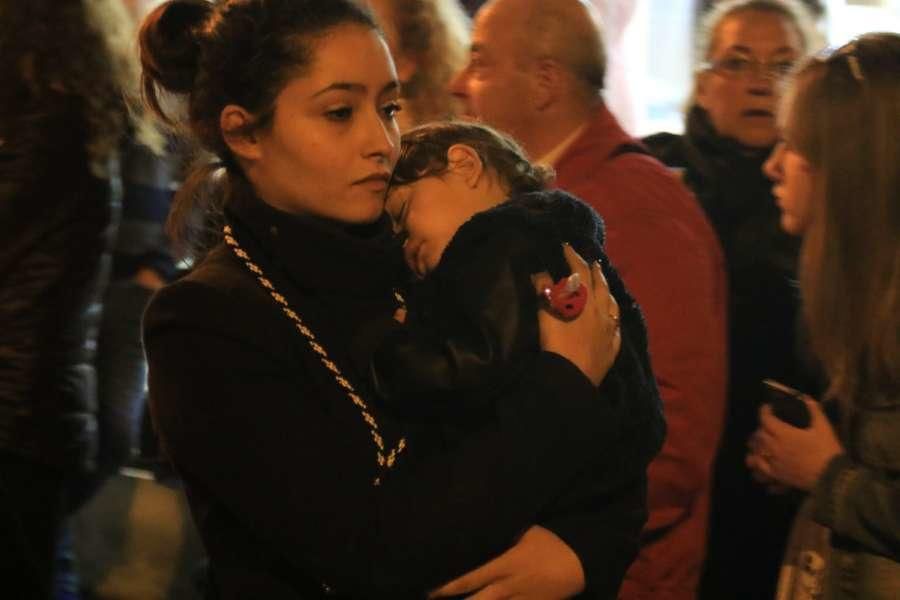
[786,32,900,408]
[389,0,470,124]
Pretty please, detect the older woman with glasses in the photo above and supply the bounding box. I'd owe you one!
[642,2,823,599]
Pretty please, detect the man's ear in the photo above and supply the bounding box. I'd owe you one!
[446,143,485,188]
[220,104,262,161]
[531,58,562,111]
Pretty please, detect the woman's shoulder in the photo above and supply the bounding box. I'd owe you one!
[144,244,268,335]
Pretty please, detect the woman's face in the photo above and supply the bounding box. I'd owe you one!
[248,24,402,224]
[696,10,803,148]
[764,113,816,235]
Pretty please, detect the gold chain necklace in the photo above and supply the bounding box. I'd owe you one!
[223,224,406,486]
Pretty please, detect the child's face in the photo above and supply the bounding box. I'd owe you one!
[386,175,478,278]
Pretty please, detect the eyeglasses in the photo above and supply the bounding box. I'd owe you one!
[700,55,796,81]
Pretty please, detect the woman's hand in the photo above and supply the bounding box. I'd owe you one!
[428,526,585,599]
[746,397,844,492]
[533,244,621,387]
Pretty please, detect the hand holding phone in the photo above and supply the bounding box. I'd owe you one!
[762,379,811,428]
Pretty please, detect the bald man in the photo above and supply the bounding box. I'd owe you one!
[450,2,728,599]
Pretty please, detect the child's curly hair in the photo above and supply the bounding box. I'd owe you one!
[390,121,554,194]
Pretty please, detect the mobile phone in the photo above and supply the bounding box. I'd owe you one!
[762,379,811,428]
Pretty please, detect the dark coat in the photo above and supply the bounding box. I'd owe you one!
[644,107,816,600]
[0,94,115,470]
[143,191,663,599]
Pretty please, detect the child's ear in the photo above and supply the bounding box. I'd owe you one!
[220,104,262,161]
[446,144,485,188]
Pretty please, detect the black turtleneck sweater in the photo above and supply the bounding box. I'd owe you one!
[645,107,817,600]
[143,191,656,599]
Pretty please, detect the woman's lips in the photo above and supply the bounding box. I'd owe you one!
[353,172,391,192]
[742,108,774,118]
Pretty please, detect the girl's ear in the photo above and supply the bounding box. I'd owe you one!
[446,143,485,188]
[220,104,262,161]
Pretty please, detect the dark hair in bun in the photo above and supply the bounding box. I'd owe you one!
[140,0,210,106]
[137,0,378,259]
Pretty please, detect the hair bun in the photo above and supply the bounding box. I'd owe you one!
[140,0,211,94]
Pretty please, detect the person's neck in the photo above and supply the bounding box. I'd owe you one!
[523,98,597,159]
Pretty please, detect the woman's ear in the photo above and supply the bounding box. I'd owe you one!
[220,104,262,161]
[446,144,485,188]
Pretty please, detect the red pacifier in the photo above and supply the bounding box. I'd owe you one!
[541,273,587,319]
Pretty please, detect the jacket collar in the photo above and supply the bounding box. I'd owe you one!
[225,190,404,296]
[556,102,635,166]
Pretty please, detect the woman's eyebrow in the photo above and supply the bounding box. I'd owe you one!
[312,80,399,99]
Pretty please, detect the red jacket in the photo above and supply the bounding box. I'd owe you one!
[554,104,728,600]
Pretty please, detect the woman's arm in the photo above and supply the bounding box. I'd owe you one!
[748,399,900,559]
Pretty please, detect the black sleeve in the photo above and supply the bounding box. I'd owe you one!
[367,226,541,421]
[543,248,665,600]
[144,279,630,596]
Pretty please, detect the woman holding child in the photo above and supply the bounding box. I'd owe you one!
[139,0,663,597]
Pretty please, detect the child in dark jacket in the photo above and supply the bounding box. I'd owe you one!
[366,122,658,422]
[358,122,664,596]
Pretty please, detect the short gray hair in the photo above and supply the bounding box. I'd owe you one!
[695,0,821,69]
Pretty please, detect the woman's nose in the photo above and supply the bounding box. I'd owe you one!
[365,112,399,163]
[763,143,784,181]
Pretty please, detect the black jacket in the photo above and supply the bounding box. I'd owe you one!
[143,190,663,598]
[0,94,115,469]
[368,190,652,416]
[644,107,815,599]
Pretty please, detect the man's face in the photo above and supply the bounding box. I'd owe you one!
[448,3,535,146]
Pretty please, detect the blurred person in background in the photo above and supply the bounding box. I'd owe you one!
[365,0,470,130]
[642,2,823,599]
[747,32,900,600]
[0,0,154,596]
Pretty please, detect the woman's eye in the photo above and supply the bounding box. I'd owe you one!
[382,102,402,119]
[774,61,795,75]
[720,57,750,73]
[325,107,353,121]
